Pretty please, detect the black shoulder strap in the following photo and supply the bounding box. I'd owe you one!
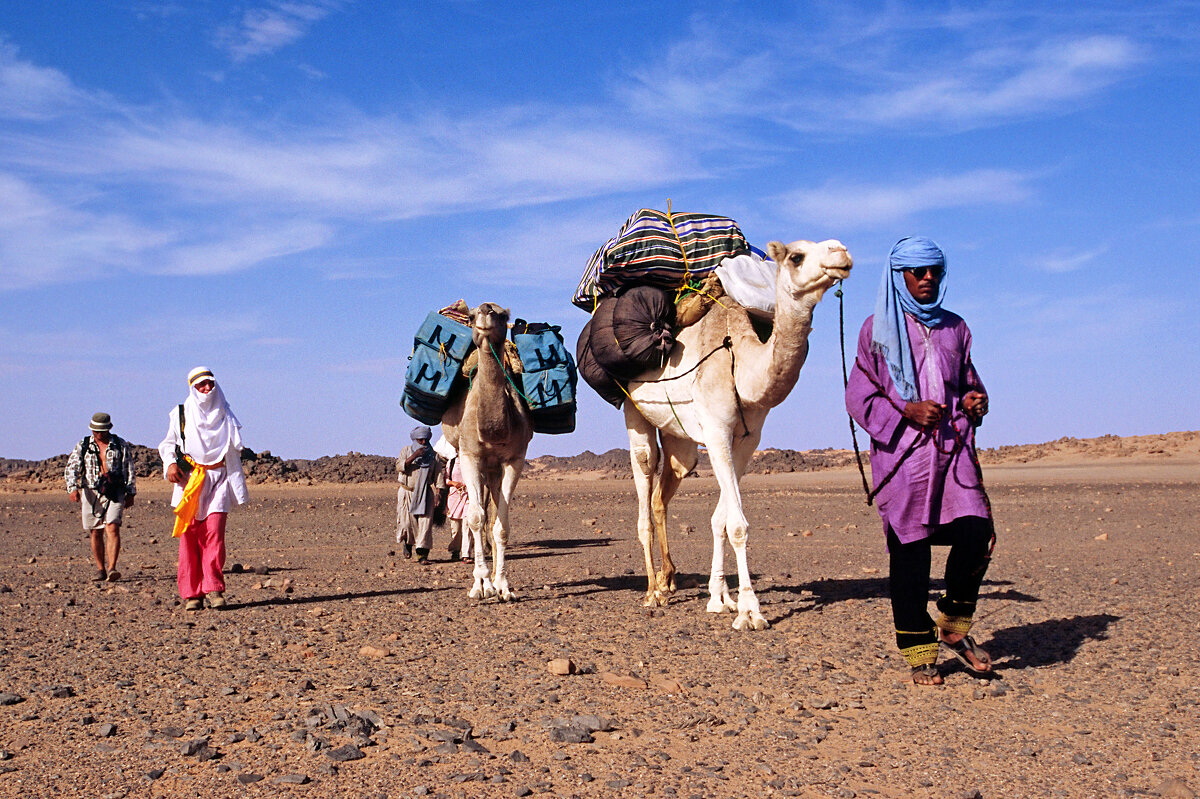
[178,404,186,443]
[81,436,93,458]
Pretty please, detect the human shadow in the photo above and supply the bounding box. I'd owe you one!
[985,613,1120,670]
[229,584,452,610]
[763,577,1033,626]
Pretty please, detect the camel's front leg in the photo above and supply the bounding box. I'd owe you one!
[626,408,665,607]
[459,457,494,600]
[488,459,523,602]
[707,438,768,631]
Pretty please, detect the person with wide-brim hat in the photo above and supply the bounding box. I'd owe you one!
[65,412,137,582]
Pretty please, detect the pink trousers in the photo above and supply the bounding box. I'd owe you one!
[177,512,227,599]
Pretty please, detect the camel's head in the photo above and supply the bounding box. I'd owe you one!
[766,239,853,297]
[469,302,510,347]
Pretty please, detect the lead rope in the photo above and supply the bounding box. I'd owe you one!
[837,284,876,503]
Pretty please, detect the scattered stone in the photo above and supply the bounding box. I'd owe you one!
[509,750,529,763]
[98,723,117,738]
[148,768,165,780]
[514,788,532,797]
[359,645,390,659]
[572,715,614,733]
[48,686,75,699]
[0,694,25,706]
[649,676,684,693]
[158,726,186,739]
[1094,533,1108,541]
[236,773,263,785]
[180,738,209,757]
[325,744,365,762]
[601,672,648,690]
[548,724,593,744]
[547,658,575,676]
[1156,778,1196,798]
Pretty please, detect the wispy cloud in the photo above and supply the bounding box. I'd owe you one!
[1035,245,1109,274]
[614,9,1145,133]
[776,169,1035,229]
[0,39,693,289]
[849,36,1141,127]
[0,41,92,120]
[216,1,342,62]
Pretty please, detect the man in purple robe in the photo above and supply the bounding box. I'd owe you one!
[845,236,994,685]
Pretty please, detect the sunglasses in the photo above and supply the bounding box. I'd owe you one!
[902,265,943,279]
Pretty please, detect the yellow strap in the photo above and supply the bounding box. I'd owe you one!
[664,199,695,304]
[172,457,208,538]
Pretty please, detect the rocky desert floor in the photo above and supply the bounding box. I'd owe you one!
[1,455,1198,798]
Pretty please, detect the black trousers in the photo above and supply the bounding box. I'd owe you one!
[888,515,995,662]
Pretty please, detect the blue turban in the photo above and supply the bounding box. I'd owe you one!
[870,236,949,402]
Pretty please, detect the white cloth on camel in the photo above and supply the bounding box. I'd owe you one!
[716,252,777,319]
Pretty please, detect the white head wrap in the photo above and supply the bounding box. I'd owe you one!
[182,369,243,465]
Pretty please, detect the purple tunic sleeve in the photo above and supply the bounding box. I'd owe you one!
[846,316,906,446]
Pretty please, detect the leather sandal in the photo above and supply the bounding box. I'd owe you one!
[911,664,943,685]
[940,632,993,674]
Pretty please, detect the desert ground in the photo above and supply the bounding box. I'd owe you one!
[0,435,1197,798]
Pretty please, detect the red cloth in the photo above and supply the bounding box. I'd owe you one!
[177,511,227,598]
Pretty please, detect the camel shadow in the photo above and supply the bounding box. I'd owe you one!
[524,537,612,550]
[985,613,1119,669]
[554,573,655,599]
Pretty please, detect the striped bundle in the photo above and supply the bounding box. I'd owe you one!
[572,208,750,311]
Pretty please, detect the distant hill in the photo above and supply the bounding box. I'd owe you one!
[3,431,1195,489]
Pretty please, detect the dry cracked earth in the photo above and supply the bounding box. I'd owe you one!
[1,459,1198,799]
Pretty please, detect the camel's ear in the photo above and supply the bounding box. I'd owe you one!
[766,241,789,263]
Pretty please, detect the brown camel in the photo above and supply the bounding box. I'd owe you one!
[623,239,853,629]
[440,302,533,601]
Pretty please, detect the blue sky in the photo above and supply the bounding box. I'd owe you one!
[2,1,1197,460]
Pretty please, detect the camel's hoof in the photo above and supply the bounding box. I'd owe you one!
[468,587,483,600]
[706,597,731,614]
[496,589,514,602]
[732,612,771,631]
[654,573,676,596]
[644,592,667,608]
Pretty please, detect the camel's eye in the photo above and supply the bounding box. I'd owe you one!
[790,253,805,265]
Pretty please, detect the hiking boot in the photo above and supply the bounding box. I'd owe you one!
[184,597,204,611]
[208,592,228,609]
[105,570,121,582]
[93,569,107,582]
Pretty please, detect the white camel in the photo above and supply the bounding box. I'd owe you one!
[623,240,853,630]
[440,303,533,601]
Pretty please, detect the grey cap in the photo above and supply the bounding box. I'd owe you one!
[89,412,113,432]
[410,425,432,441]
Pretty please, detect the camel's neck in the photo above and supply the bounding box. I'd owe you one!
[734,283,828,408]
[473,336,517,441]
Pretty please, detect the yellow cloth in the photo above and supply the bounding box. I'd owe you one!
[171,457,209,538]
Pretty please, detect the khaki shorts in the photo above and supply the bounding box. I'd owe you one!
[80,487,124,531]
